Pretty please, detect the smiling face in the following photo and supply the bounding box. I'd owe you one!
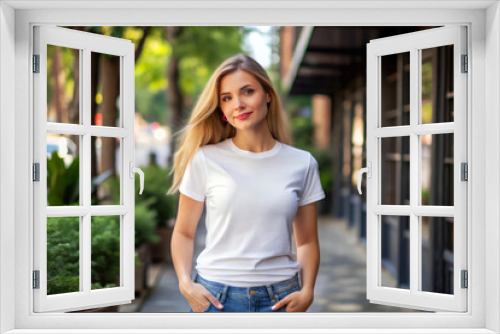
[218,69,272,131]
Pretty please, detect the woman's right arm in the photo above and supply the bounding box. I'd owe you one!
[171,193,223,311]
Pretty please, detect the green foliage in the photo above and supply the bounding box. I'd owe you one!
[422,189,429,205]
[47,217,80,295]
[309,148,334,195]
[47,213,146,294]
[102,175,161,246]
[46,216,123,294]
[290,108,334,196]
[47,151,79,206]
[90,216,121,289]
[291,116,315,151]
[134,197,160,246]
[135,164,178,227]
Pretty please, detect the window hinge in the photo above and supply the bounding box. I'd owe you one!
[33,163,40,182]
[33,54,40,73]
[461,162,468,181]
[33,270,40,289]
[461,270,468,289]
[461,54,468,73]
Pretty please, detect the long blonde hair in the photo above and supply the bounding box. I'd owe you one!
[166,53,292,196]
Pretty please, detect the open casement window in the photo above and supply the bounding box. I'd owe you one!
[33,25,142,313]
[361,25,467,312]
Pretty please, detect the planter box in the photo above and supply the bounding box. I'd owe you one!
[135,243,151,295]
[151,225,173,264]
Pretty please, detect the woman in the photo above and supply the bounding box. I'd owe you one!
[167,54,325,312]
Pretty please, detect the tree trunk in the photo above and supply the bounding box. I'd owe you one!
[90,51,100,185]
[52,45,69,124]
[165,26,184,168]
[99,54,120,178]
[68,48,80,156]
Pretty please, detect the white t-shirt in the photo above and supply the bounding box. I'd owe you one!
[179,137,326,287]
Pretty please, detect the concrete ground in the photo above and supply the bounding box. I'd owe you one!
[137,215,424,313]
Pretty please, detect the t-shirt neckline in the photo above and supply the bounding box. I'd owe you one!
[227,137,282,158]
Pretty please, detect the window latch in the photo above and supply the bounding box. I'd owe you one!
[356,161,371,195]
[129,162,144,195]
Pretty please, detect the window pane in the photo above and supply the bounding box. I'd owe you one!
[47,133,80,206]
[381,52,410,127]
[380,215,410,289]
[381,137,410,205]
[421,133,454,206]
[91,52,121,127]
[47,217,80,295]
[421,45,454,124]
[421,216,454,295]
[92,136,121,205]
[91,215,121,290]
[47,44,80,124]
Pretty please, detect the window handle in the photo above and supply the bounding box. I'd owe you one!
[129,161,144,195]
[356,161,371,195]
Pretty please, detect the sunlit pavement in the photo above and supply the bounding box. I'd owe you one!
[138,214,423,313]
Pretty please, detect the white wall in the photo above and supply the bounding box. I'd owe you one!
[486,2,500,333]
[0,1,16,333]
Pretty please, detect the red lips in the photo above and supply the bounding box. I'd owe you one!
[236,112,252,120]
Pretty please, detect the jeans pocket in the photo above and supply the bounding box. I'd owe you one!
[201,287,221,313]
[276,285,301,312]
[201,302,213,312]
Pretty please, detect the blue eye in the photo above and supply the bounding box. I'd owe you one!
[246,89,254,94]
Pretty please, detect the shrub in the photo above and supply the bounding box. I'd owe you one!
[46,152,79,206]
[135,164,178,227]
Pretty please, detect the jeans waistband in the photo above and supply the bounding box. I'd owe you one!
[194,272,301,303]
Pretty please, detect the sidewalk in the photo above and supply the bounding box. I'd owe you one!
[138,215,423,313]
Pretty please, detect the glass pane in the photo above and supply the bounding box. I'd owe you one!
[421,45,454,124]
[421,216,454,294]
[91,52,121,127]
[47,217,80,295]
[47,44,80,124]
[421,133,454,206]
[92,136,121,205]
[381,52,410,127]
[381,137,410,205]
[91,215,121,290]
[380,215,410,289]
[46,133,80,206]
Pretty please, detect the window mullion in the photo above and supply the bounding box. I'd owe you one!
[409,47,419,295]
[82,47,91,295]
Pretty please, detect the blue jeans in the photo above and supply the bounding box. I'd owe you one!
[188,272,302,312]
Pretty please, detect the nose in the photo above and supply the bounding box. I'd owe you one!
[234,97,245,110]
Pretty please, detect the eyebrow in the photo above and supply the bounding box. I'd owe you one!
[220,84,253,97]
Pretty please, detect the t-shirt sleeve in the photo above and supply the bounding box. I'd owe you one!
[298,153,326,206]
[179,149,206,202]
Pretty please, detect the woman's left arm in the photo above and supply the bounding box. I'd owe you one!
[272,201,319,312]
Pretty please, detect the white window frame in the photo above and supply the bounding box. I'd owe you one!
[366,26,468,312]
[33,25,136,313]
[1,1,498,333]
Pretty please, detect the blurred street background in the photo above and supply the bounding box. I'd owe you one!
[46,25,453,314]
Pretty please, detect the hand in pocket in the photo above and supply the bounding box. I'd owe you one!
[183,282,223,312]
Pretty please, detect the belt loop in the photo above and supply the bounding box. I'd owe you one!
[266,284,275,301]
[220,285,228,304]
